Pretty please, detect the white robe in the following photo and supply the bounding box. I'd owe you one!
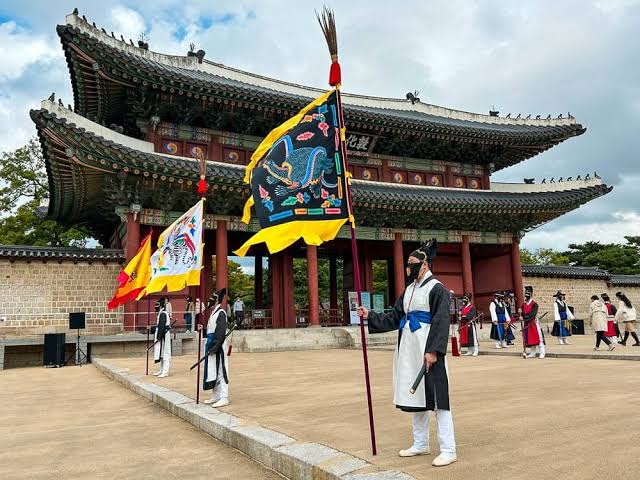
[204,307,229,390]
[153,310,171,372]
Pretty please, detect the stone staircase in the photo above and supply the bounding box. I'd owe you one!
[231,325,397,353]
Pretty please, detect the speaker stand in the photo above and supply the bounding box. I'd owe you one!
[65,329,87,366]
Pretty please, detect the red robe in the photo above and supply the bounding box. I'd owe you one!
[605,303,617,337]
[522,300,541,347]
[459,303,475,346]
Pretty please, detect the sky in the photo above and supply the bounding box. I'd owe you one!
[1,0,639,256]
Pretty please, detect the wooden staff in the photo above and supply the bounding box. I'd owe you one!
[318,7,376,455]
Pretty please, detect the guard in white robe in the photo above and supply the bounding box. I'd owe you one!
[153,298,172,377]
[203,288,230,407]
[358,239,457,468]
[489,292,509,349]
[552,290,574,344]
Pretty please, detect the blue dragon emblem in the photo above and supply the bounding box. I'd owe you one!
[261,135,337,199]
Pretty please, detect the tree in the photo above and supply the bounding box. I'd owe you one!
[564,238,640,274]
[520,247,569,266]
[0,138,91,246]
[211,258,256,308]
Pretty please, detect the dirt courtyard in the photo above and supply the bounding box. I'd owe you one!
[109,348,640,480]
[0,365,282,479]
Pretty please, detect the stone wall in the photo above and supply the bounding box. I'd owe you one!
[522,275,640,325]
[0,259,123,336]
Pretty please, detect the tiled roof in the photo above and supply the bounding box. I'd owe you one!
[609,275,640,287]
[521,264,610,279]
[55,13,586,171]
[0,245,124,261]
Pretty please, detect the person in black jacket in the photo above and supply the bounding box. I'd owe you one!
[357,239,457,467]
[203,288,230,407]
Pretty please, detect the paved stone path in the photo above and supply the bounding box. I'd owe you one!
[0,365,283,479]
[110,348,640,480]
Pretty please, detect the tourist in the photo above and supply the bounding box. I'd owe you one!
[520,286,545,359]
[164,296,173,320]
[458,293,479,356]
[184,295,194,333]
[601,293,620,343]
[503,292,516,346]
[152,297,171,378]
[615,292,639,346]
[233,295,245,329]
[356,240,457,467]
[489,292,508,349]
[551,290,573,345]
[589,295,615,351]
[203,288,230,407]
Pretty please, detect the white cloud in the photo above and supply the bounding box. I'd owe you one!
[0,21,58,82]
[522,211,640,251]
[110,6,146,36]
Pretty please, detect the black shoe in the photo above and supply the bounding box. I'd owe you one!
[633,343,640,347]
[619,341,627,346]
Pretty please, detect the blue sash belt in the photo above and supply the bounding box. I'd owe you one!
[559,311,567,320]
[497,313,507,323]
[400,311,432,333]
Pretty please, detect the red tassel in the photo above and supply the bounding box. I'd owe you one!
[329,61,341,86]
[451,336,460,357]
[197,178,207,195]
[227,344,233,356]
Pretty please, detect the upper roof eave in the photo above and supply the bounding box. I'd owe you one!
[60,11,583,135]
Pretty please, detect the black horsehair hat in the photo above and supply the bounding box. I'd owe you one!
[553,290,565,297]
[525,285,533,294]
[409,238,438,263]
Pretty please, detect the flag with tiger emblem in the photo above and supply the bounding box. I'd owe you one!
[234,89,350,256]
[137,199,204,298]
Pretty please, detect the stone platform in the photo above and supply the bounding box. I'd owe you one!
[100,349,640,480]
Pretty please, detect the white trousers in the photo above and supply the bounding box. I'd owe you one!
[211,362,229,400]
[159,357,171,375]
[412,410,456,454]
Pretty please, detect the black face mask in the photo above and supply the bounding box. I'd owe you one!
[406,262,422,284]
[462,299,469,305]
[525,293,531,300]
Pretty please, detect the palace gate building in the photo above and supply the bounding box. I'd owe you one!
[31,11,612,329]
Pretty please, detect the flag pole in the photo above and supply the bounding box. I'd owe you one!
[196,154,208,405]
[317,7,377,456]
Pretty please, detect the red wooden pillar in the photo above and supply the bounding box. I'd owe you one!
[124,213,140,330]
[255,255,263,309]
[461,235,474,296]
[271,254,283,328]
[283,251,296,328]
[216,220,228,308]
[393,233,405,298]
[307,246,320,327]
[329,255,338,310]
[511,237,524,308]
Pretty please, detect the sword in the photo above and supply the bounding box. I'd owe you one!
[146,320,178,351]
[409,363,427,394]
[456,313,482,333]
[189,325,236,370]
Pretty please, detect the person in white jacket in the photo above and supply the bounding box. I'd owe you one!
[615,291,639,346]
[489,292,509,349]
[588,295,615,352]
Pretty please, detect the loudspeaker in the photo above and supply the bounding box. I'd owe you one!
[44,333,65,367]
[69,312,86,330]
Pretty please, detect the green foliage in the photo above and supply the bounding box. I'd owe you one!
[520,248,570,266]
[0,138,92,247]
[212,258,256,308]
[564,238,640,274]
[372,260,389,305]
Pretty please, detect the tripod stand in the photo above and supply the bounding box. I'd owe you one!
[65,328,87,366]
